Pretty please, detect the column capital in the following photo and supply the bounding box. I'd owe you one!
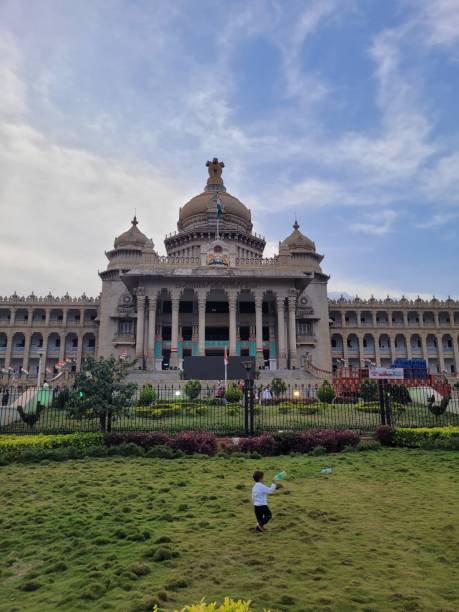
[226,288,239,302]
[136,286,146,299]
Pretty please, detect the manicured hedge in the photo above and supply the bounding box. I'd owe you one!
[394,426,459,449]
[0,432,104,461]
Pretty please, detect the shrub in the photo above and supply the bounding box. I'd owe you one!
[316,380,335,404]
[356,440,382,451]
[170,431,218,456]
[0,433,104,462]
[226,405,241,416]
[184,379,201,400]
[138,384,158,406]
[360,378,378,401]
[177,597,253,611]
[333,396,359,405]
[375,425,395,446]
[225,383,243,404]
[270,377,287,398]
[354,401,381,413]
[393,426,459,450]
[238,434,277,456]
[105,432,171,449]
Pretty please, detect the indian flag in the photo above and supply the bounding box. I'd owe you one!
[216,195,223,219]
[224,345,228,366]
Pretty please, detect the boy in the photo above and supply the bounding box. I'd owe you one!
[252,470,277,533]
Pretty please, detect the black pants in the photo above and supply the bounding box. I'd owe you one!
[254,505,272,526]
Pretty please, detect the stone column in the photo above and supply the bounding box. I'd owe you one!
[276,294,287,369]
[197,289,207,357]
[27,308,33,327]
[63,309,68,327]
[403,311,408,326]
[287,292,298,369]
[420,335,427,363]
[76,334,83,372]
[227,289,238,356]
[58,333,65,362]
[135,292,146,360]
[254,290,264,368]
[4,332,12,369]
[453,336,459,375]
[10,308,15,327]
[169,290,181,369]
[22,333,31,372]
[45,309,50,326]
[406,334,412,359]
[41,334,49,383]
[147,292,158,369]
[437,334,446,373]
[434,311,439,328]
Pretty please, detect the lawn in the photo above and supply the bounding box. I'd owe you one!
[0,450,458,611]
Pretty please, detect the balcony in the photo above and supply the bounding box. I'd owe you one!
[112,333,135,346]
[296,334,317,344]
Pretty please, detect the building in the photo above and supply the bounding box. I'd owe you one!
[1,159,459,381]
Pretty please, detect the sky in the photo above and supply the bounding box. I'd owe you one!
[1,0,459,300]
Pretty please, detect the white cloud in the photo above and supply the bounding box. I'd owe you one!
[351,210,398,235]
[420,0,459,48]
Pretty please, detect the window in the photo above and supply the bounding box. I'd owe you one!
[297,320,312,336]
[331,338,337,348]
[179,301,193,313]
[239,326,250,341]
[119,321,132,334]
[72,338,78,348]
[262,326,270,341]
[88,338,96,348]
[182,326,192,341]
[162,326,171,341]
[239,302,255,314]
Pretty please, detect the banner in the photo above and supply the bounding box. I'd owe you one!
[369,367,404,380]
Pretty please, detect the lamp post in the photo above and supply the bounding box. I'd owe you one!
[241,360,254,435]
[37,349,44,388]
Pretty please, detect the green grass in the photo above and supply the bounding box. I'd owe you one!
[0,450,458,611]
[2,401,458,435]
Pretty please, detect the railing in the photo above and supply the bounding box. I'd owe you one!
[1,381,457,436]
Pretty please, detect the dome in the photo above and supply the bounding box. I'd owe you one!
[114,216,150,249]
[282,221,316,252]
[178,158,252,231]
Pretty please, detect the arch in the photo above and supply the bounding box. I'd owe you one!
[453,312,459,325]
[31,308,46,324]
[360,310,374,325]
[0,332,7,352]
[82,332,96,354]
[83,308,98,324]
[12,332,25,351]
[422,311,435,325]
[410,334,422,353]
[30,332,43,352]
[346,333,360,353]
[426,334,438,353]
[394,334,408,355]
[378,333,391,351]
[329,311,343,326]
[362,333,376,353]
[438,311,450,325]
[331,333,343,352]
[64,332,79,358]
[47,332,61,357]
[442,334,453,352]
[376,311,389,325]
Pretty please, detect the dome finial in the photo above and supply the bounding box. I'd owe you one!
[205,158,225,192]
[293,219,299,231]
[131,215,138,227]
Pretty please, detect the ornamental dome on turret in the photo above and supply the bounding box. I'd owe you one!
[177,158,253,233]
[281,220,316,252]
[114,216,150,249]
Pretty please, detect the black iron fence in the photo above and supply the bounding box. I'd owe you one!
[0,382,458,436]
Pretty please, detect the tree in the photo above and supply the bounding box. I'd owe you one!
[270,377,287,399]
[138,384,158,406]
[316,380,335,404]
[184,379,201,400]
[360,378,378,401]
[225,383,243,403]
[67,356,137,432]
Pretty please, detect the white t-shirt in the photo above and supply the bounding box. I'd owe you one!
[252,481,277,506]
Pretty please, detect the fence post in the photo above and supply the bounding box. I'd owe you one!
[378,380,386,425]
[249,378,254,436]
[244,382,249,436]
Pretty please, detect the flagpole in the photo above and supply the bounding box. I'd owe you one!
[224,345,228,390]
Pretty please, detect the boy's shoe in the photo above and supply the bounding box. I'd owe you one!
[255,524,264,533]
[261,525,267,532]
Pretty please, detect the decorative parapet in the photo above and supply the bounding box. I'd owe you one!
[328,295,459,307]
[0,293,100,305]
[235,257,279,266]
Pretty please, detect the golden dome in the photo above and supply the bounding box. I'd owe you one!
[114,216,150,249]
[282,221,316,252]
[178,158,252,231]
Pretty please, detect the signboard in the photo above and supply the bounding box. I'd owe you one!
[369,367,404,380]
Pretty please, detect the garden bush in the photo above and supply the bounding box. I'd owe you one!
[238,434,277,456]
[393,426,459,449]
[175,597,252,611]
[375,425,395,446]
[0,432,104,461]
[360,378,378,401]
[224,383,242,404]
[170,431,218,456]
[105,431,171,448]
[138,384,158,406]
[316,380,335,404]
[184,379,202,400]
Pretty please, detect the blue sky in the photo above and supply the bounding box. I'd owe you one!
[0,0,459,298]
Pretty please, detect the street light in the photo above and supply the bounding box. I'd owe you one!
[241,360,254,435]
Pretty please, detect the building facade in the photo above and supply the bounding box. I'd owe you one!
[1,159,459,380]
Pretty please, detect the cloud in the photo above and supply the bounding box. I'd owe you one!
[351,210,398,236]
[420,0,459,48]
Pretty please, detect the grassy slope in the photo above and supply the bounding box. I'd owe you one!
[0,450,458,612]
